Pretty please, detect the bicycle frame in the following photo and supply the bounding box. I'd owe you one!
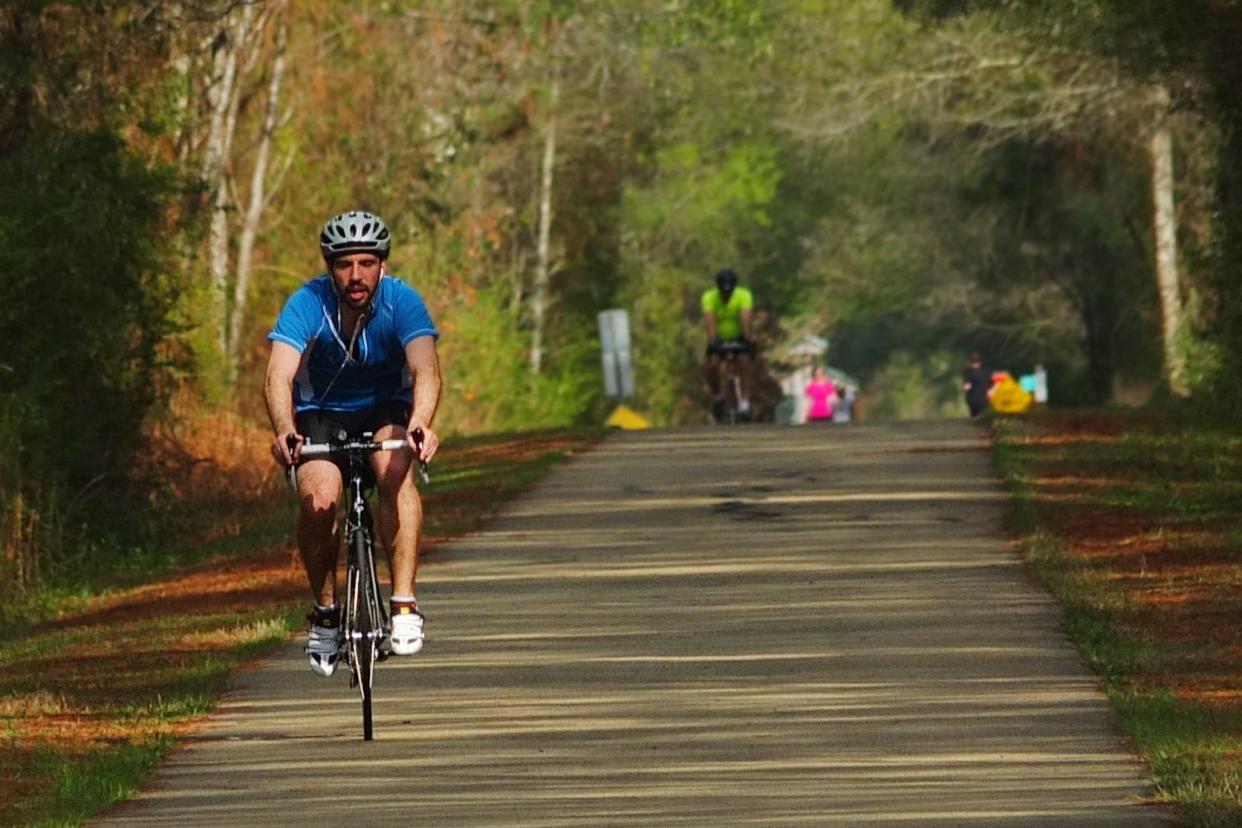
[709,340,752,424]
[298,432,417,740]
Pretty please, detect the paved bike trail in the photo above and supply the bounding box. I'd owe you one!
[99,422,1176,826]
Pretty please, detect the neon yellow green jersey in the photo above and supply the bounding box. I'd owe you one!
[701,286,753,340]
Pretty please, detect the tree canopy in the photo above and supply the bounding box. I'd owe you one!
[3,0,1239,588]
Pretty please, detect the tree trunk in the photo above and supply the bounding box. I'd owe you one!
[1149,85,1189,396]
[202,11,247,359]
[530,73,559,376]
[228,17,288,375]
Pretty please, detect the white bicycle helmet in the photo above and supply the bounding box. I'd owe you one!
[320,210,391,260]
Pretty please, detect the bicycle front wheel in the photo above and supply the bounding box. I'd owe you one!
[349,528,381,740]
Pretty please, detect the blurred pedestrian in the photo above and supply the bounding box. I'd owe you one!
[833,384,856,423]
[962,352,990,419]
[804,366,838,424]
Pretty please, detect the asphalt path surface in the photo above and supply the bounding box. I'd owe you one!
[99,422,1176,826]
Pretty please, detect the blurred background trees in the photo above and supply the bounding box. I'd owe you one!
[4,0,1240,592]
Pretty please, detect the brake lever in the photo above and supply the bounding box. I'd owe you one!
[284,433,301,492]
[412,427,431,486]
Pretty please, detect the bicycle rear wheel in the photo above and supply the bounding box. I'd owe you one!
[349,528,381,740]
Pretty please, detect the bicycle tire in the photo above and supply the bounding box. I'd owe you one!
[728,373,745,425]
[351,527,379,741]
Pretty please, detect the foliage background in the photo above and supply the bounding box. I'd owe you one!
[2,0,1238,599]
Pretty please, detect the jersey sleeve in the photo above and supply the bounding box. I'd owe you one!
[268,283,320,352]
[700,289,718,313]
[737,288,754,311]
[391,280,440,346]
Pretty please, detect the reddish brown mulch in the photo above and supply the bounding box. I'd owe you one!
[1019,413,1242,717]
[44,551,307,631]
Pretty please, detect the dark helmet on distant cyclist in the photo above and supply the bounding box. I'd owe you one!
[715,268,739,298]
[320,210,391,262]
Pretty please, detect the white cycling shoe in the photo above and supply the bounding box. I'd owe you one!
[306,605,342,677]
[390,603,425,655]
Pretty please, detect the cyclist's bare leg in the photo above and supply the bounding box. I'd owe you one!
[703,354,723,397]
[371,422,421,598]
[295,458,343,606]
[736,353,753,404]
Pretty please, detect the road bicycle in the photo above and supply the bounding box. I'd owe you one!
[298,429,430,741]
[709,339,753,425]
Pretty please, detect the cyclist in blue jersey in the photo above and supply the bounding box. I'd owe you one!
[265,210,441,677]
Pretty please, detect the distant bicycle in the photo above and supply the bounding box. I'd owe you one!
[297,429,430,741]
[708,339,753,424]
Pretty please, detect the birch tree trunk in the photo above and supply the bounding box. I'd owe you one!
[529,72,559,376]
[202,8,250,359]
[1149,85,1188,396]
[228,17,288,374]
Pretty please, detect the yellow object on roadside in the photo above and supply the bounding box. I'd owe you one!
[989,376,1034,414]
[605,404,652,430]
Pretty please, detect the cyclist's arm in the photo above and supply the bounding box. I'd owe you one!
[704,312,718,342]
[264,341,303,466]
[405,335,442,461]
[740,308,753,341]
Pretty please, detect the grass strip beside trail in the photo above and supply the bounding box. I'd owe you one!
[992,411,1241,827]
[0,428,601,827]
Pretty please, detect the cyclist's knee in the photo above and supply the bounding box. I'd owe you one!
[299,493,336,529]
[371,450,413,493]
[377,473,421,521]
[375,465,414,496]
[295,466,340,518]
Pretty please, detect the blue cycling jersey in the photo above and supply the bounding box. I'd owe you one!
[268,275,438,413]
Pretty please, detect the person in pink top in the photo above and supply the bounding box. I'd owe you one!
[804,366,838,424]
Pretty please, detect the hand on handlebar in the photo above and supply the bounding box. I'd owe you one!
[408,422,439,463]
[272,432,303,467]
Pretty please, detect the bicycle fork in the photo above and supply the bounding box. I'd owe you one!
[343,492,387,682]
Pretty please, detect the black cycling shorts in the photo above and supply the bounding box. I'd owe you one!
[705,339,755,358]
[296,400,411,449]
